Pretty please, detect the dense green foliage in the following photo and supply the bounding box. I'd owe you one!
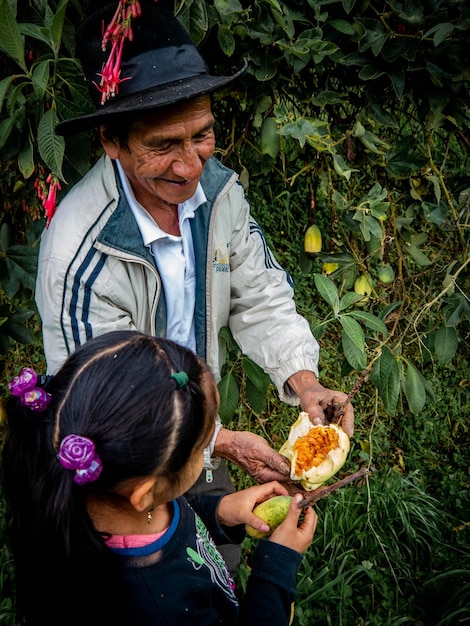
[0,0,469,623]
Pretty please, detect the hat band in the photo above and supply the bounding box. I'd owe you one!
[104,45,209,103]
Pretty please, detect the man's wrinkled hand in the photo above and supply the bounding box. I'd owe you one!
[287,371,354,437]
[214,429,292,483]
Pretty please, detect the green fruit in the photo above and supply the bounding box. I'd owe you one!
[245,495,293,539]
[377,262,395,284]
[304,224,322,258]
[260,117,279,159]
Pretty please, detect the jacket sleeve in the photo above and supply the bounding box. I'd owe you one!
[238,540,303,626]
[227,181,320,403]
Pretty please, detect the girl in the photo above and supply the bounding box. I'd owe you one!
[2,330,316,626]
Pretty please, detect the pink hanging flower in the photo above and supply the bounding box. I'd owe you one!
[95,0,148,104]
[35,173,61,228]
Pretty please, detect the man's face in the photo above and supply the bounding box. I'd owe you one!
[100,95,215,209]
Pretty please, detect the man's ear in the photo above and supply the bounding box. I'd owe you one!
[98,125,119,158]
[129,477,157,513]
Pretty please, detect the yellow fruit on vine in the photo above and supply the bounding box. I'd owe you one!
[304,224,322,258]
[354,273,372,306]
[322,262,340,275]
[246,495,293,538]
[279,412,350,491]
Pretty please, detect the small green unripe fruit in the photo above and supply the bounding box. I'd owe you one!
[245,495,293,539]
[260,117,280,159]
[377,263,395,284]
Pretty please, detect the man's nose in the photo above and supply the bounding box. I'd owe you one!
[173,144,204,179]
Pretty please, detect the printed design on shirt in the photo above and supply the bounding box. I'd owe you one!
[249,218,294,288]
[213,244,230,273]
[185,514,238,603]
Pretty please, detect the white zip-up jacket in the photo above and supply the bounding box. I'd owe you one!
[36,154,319,405]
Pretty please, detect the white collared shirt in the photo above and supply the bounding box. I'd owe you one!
[116,161,206,353]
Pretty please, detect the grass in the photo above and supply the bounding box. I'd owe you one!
[231,347,470,625]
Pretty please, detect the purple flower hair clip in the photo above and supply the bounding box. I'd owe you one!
[8,367,51,412]
[57,434,103,485]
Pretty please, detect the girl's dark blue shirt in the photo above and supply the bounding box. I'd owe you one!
[112,495,303,625]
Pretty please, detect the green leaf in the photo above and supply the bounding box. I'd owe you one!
[434,324,458,365]
[339,314,365,349]
[49,0,69,55]
[219,325,238,352]
[404,362,427,414]
[2,308,35,345]
[404,244,433,267]
[313,273,340,312]
[37,108,65,179]
[298,247,313,274]
[2,245,38,297]
[329,19,355,35]
[443,293,470,327]
[19,24,52,48]
[31,60,50,99]
[348,311,388,336]
[370,346,401,416]
[242,356,271,393]
[379,301,402,321]
[423,22,456,47]
[217,372,239,425]
[217,24,235,56]
[246,378,267,414]
[0,222,12,251]
[339,291,364,311]
[18,136,35,179]
[0,0,26,70]
[0,116,16,150]
[0,75,16,112]
[341,329,367,371]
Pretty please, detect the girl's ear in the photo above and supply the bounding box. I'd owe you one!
[129,478,157,513]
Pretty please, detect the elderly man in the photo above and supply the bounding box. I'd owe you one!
[35,0,354,572]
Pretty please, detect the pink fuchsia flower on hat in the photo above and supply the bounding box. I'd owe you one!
[58,434,103,485]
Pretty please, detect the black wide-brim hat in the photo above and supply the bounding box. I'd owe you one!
[55,0,247,136]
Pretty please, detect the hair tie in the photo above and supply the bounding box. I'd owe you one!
[57,434,103,485]
[8,367,51,412]
[170,371,189,389]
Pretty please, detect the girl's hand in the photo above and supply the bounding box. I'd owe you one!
[217,481,289,533]
[269,493,317,554]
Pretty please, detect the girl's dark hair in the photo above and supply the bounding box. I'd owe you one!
[2,330,217,625]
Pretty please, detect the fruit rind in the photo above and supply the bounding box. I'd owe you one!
[279,412,350,491]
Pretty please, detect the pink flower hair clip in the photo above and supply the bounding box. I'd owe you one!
[8,367,51,412]
[57,434,103,485]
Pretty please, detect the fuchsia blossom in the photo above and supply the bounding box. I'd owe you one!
[95,0,156,104]
[34,173,61,228]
